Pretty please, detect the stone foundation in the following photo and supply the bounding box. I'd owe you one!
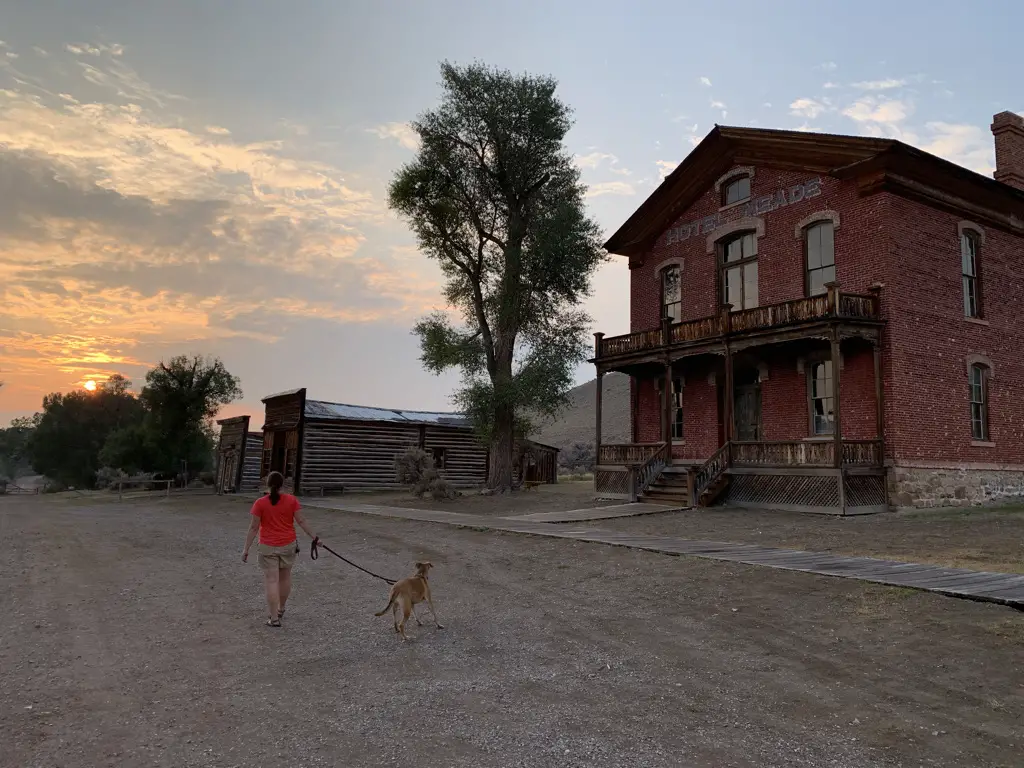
[888,465,1024,509]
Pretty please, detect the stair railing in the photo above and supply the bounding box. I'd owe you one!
[690,441,731,506]
[630,442,670,502]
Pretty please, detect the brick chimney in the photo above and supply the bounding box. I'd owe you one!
[991,111,1024,190]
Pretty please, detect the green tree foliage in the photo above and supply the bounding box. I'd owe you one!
[0,413,41,480]
[388,61,605,490]
[28,377,145,487]
[21,356,241,487]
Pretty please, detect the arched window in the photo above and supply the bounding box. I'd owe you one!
[661,264,682,323]
[719,231,758,311]
[722,174,751,206]
[804,221,836,296]
[961,230,982,318]
[968,363,990,440]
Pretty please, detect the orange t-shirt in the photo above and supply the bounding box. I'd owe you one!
[250,493,300,546]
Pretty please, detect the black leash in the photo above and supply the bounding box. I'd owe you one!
[310,537,396,585]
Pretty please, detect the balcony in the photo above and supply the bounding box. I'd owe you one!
[595,286,881,363]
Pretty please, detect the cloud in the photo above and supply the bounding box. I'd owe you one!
[919,122,994,176]
[790,98,828,119]
[367,121,420,151]
[851,78,907,91]
[823,82,839,89]
[32,46,48,57]
[699,76,712,87]
[710,100,726,110]
[0,43,451,415]
[841,96,911,126]
[6,52,19,60]
[655,160,677,180]
[586,181,635,198]
[575,151,632,177]
[816,62,838,72]
[763,102,772,108]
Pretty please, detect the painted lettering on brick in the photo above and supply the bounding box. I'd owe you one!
[663,177,823,246]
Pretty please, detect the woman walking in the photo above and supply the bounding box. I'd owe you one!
[242,471,321,627]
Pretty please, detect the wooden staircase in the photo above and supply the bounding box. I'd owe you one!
[692,442,732,508]
[638,466,693,506]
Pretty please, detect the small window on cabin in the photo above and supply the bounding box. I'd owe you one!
[808,360,835,436]
[671,377,684,440]
[961,230,981,318]
[969,363,989,441]
[805,221,836,297]
[432,447,448,470]
[722,175,751,206]
[661,264,682,323]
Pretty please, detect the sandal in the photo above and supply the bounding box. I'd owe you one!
[277,608,286,620]
[266,618,282,627]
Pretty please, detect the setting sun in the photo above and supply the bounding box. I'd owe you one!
[83,380,97,392]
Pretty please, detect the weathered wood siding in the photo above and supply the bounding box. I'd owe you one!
[300,419,420,491]
[263,392,303,431]
[298,419,488,492]
[215,416,249,492]
[423,425,488,487]
[240,432,262,491]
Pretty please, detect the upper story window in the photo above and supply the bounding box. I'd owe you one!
[661,264,682,323]
[968,363,989,441]
[961,230,982,318]
[720,231,758,311]
[722,175,751,207]
[808,360,835,436]
[804,221,836,296]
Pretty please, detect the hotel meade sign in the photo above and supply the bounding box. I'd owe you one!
[663,177,823,246]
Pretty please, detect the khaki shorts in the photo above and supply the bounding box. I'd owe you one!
[258,541,298,571]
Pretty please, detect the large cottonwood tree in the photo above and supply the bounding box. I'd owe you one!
[388,61,605,490]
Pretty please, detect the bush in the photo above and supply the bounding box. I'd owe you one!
[95,466,124,490]
[199,471,215,486]
[394,447,457,500]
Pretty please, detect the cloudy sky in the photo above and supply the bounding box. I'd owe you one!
[1,0,1020,427]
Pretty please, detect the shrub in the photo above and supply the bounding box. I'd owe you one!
[394,447,457,500]
[199,471,215,486]
[95,466,124,490]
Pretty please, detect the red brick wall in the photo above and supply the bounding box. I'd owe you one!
[882,195,1024,464]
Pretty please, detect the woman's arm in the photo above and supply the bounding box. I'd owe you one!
[242,515,260,562]
[294,507,318,541]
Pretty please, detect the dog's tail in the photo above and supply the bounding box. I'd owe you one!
[374,594,395,617]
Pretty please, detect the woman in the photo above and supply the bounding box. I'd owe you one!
[242,471,321,627]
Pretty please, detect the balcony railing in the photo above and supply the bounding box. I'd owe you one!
[731,440,882,467]
[597,286,880,360]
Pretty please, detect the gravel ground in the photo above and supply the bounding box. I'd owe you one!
[3,494,1023,768]
[581,506,1024,574]
[337,479,610,517]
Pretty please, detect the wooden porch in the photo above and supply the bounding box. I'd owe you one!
[592,284,888,515]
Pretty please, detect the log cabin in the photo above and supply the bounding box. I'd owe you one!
[214,388,559,494]
[592,112,1024,513]
[214,416,263,494]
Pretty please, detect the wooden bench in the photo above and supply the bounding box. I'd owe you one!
[302,484,346,497]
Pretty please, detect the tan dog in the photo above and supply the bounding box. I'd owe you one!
[374,561,444,640]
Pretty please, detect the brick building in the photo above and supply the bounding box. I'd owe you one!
[592,111,1024,513]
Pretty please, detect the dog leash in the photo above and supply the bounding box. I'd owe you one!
[310,537,397,585]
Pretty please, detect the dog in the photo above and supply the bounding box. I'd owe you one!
[374,561,444,640]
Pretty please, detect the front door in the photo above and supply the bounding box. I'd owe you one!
[734,384,762,441]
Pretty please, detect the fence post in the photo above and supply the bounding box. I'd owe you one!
[166,480,171,498]
[118,479,123,502]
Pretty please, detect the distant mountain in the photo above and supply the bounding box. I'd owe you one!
[530,373,630,451]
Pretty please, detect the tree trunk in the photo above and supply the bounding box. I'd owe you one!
[487,401,515,491]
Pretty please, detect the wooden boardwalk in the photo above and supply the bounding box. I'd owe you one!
[506,502,681,523]
[299,499,1024,610]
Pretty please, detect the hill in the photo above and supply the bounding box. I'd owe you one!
[530,373,630,451]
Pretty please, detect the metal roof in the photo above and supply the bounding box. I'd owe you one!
[304,399,472,428]
[261,388,304,402]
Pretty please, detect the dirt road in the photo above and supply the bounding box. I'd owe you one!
[2,494,1022,767]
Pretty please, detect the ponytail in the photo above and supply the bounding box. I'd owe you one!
[267,471,284,505]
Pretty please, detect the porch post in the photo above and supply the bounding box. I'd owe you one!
[873,343,884,449]
[594,333,604,455]
[661,317,673,456]
[830,328,843,469]
[724,342,734,443]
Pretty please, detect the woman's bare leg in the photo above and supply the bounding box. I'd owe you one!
[263,567,281,620]
[278,566,292,616]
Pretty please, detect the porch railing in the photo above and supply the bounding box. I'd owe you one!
[691,442,731,506]
[598,443,665,466]
[633,443,671,500]
[731,440,883,467]
[597,286,880,360]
